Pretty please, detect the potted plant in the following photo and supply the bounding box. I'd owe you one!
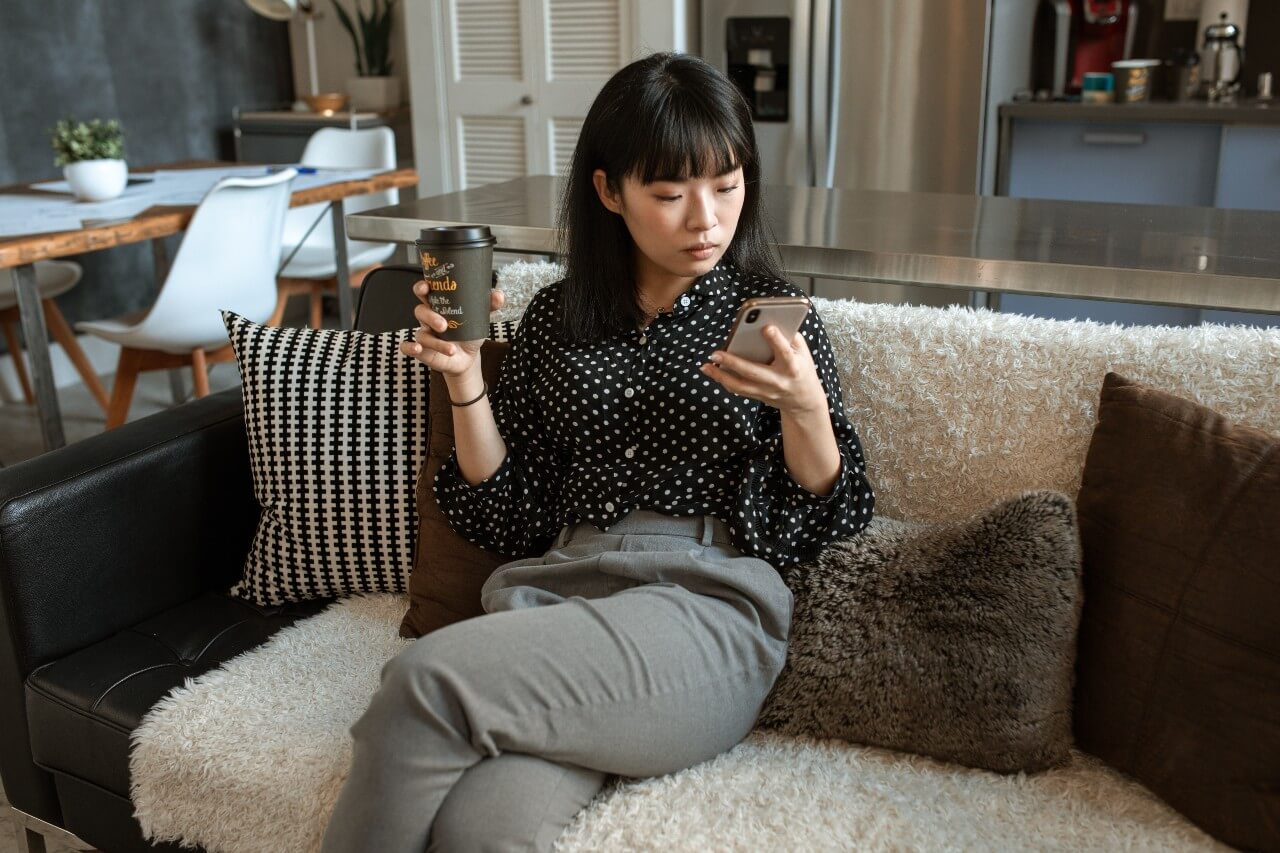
[50,118,128,202]
[332,0,400,112]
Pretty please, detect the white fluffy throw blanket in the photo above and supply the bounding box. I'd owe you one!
[130,594,1225,853]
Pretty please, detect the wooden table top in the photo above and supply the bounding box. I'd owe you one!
[0,161,418,269]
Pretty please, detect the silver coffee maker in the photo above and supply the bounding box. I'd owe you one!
[1203,12,1245,102]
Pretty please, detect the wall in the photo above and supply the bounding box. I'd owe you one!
[0,0,293,361]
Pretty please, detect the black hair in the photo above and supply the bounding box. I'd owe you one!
[555,51,784,344]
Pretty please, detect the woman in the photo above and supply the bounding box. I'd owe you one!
[321,52,874,852]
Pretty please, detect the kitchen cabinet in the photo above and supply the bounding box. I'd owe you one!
[995,102,1280,329]
[1214,126,1280,210]
[1005,120,1220,207]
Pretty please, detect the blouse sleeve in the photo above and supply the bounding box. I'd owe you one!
[433,289,565,558]
[736,305,875,567]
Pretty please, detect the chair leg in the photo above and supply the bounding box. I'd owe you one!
[191,348,210,398]
[43,299,111,414]
[309,283,325,330]
[1,320,35,404]
[267,284,290,327]
[105,348,143,430]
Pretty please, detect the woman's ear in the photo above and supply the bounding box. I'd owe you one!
[592,169,623,214]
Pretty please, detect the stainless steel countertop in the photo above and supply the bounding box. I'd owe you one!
[1000,99,1280,125]
[347,175,1280,314]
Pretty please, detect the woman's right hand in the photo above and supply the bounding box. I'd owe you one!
[400,282,505,376]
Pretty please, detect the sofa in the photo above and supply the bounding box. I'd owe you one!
[2,261,1275,852]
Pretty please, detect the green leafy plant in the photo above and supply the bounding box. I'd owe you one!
[331,0,396,77]
[49,118,125,167]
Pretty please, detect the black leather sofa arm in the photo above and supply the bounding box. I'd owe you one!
[0,387,258,674]
[0,387,258,823]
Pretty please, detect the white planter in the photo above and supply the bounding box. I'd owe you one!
[63,159,128,202]
[345,76,401,112]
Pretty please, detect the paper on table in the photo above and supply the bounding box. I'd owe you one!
[0,195,83,238]
[0,212,84,239]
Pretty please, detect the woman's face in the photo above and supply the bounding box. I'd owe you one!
[593,165,746,286]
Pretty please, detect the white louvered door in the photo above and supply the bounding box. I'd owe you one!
[442,0,531,188]
[440,0,632,189]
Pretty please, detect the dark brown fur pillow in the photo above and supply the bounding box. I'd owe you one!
[757,490,1083,773]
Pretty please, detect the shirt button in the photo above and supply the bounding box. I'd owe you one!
[623,387,635,398]
[679,295,691,307]
[624,446,636,459]
[604,501,615,513]
[638,335,647,345]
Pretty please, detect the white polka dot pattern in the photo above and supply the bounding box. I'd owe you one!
[433,260,875,566]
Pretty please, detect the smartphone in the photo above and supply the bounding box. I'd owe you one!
[723,296,811,363]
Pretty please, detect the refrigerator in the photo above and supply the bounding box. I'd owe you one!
[700,0,1016,307]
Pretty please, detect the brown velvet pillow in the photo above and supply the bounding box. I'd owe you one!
[399,341,512,638]
[1073,372,1280,853]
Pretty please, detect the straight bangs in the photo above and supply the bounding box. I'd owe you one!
[623,91,749,185]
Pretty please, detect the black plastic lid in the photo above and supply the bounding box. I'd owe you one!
[416,225,495,245]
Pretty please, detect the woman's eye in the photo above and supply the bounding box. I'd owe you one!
[656,195,680,202]
[719,185,740,194]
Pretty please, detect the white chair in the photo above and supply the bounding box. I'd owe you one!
[269,127,399,329]
[77,169,296,429]
[0,260,110,412]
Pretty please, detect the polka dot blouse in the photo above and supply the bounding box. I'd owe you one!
[434,259,875,567]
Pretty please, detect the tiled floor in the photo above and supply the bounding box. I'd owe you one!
[0,785,13,853]
[0,814,16,853]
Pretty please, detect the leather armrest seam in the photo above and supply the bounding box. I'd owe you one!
[24,680,135,737]
[33,762,137,805]
[186,618,253,666]
[89,663,184,713]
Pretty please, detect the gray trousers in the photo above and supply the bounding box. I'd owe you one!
[320,510,793,853]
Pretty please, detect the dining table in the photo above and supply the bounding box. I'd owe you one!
[0,161,419,452]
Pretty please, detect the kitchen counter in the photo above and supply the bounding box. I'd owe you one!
[347,175,1280,315]
[999,99,1280,125]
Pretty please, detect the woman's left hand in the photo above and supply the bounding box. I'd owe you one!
[700,325,828,416]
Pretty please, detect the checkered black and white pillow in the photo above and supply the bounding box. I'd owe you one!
[222,311,518,605]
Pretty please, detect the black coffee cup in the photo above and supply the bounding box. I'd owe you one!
[415,225,496,341]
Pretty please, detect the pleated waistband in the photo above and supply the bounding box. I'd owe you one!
[555,510,734,549]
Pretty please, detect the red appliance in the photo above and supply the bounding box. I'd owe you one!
[1032,0,1141,97]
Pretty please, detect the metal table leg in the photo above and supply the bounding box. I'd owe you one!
[330,199,354,329]
[968,290,1002,312]
[11,264,65,451]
